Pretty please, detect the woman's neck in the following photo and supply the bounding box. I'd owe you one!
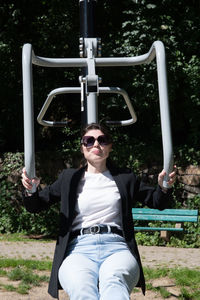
[86,161,107,174]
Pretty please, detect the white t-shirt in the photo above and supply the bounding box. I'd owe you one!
[71,170,122,231]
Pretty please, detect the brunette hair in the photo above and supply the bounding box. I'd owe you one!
[81,123,113,144]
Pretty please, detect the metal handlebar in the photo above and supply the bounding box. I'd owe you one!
[37,86,137,127]
[100,87,137,126]
[37,87,81,127]
[22,40,173,190]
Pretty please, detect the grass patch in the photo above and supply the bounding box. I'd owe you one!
[0,258,50,295]
[170,268,200,300]
[8,266,49,286]
[0,233,54,242]
[146,283,171,298]
[0,258,52,271]
[0,269,7,276]
[170,268,200,288]
[17,283,31,294]
[143,266,168,280]
[2,284,17,292]
[158,286,171,298]
[180,287,200,300]
[143,267,200,300]
[0,282,31,294]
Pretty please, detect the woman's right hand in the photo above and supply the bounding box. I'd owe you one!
[21,167,40,192]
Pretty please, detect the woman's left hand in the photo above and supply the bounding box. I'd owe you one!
[158,166,177,190]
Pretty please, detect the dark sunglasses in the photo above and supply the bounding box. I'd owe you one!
[81,135,111,148]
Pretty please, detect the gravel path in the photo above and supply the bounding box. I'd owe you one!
[0,241,199,300]
[1,241,200,269]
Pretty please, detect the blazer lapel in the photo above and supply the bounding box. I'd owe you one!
[61,166,86,219]
[68,166,86,215]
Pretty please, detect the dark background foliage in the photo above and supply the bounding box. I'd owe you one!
[0,0,199,160]
[0,1,199,244]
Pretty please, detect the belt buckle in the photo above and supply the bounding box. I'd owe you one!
[90,225,100,234]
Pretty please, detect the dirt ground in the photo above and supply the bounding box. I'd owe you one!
[0,241,200,300]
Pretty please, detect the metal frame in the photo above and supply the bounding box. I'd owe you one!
[22,39,173,191]
[22,44,36,192]
[37,86,137,127]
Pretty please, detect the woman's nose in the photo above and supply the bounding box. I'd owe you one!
[93,139,100,146]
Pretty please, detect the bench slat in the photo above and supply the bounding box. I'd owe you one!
[132,214,198,222]
[132,208,198,216]
[134,227,184,232]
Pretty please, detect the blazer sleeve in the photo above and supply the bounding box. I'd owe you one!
[133,175,172,210]
[22,171,64,213]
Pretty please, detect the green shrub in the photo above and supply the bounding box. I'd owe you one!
[0,152,60,236]
[0,151,199,247]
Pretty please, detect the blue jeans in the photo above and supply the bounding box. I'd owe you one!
[58,233,140,300]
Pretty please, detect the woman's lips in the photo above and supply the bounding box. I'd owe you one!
[92,149,101,155]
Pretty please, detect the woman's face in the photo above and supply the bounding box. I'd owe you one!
[81,129,112,165]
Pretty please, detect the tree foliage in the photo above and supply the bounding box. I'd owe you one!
[0,0,199,163]
[0,1,199,240]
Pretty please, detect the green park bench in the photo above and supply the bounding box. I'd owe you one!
[132,208,199,241]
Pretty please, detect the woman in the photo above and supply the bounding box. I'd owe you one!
[22,123,176,300]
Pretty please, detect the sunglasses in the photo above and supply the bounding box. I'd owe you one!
[81,135,111,148]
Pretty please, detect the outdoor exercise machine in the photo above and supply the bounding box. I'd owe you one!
[22,0,173,192]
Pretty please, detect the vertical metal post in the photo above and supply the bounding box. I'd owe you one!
[155,42,174,188]
[79,0,97,126]
[22,44,36,192]
[79,0,96,38]
[87,93,98,123]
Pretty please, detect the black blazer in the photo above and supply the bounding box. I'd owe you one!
[23,165,171,298]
